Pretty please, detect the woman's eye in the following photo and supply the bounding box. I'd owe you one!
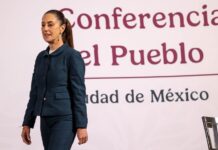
[48,24,53,27]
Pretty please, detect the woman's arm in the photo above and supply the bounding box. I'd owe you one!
[69,51,88,144]
[22,54,40,128]
[21,126,31,145]
[68,51,88,128]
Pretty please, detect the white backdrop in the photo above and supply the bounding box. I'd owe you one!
[0,0,218,150]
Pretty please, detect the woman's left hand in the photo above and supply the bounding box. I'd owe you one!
[77,128,88,145]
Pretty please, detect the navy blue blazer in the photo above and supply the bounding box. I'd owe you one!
[22,43,88,129]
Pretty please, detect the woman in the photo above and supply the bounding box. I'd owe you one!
[21,10,88,150]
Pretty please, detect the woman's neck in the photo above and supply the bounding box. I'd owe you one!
[49,40,64,51]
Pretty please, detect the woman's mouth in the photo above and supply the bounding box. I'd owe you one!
[44,34,51,37]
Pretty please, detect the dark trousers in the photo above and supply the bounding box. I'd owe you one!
[40,114,76,150]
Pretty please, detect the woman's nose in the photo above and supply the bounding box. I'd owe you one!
[42,25,49,31]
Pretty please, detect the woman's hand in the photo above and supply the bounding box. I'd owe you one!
[21,126,32,145]
[77,128,88,145]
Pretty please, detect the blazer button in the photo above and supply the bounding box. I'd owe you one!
[43,97,46,101]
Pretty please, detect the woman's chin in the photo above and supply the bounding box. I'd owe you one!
[44,38,54,44]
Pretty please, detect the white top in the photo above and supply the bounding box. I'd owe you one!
[49,49,56,54]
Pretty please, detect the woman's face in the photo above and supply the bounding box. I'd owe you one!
[41,13,65,44]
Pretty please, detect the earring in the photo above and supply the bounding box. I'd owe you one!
[58,33,62,42]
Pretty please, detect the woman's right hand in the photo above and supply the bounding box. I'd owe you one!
[21,126,32,145]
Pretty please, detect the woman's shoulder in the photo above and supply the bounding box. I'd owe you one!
[34,50,45,61]
[64,45,84,66]
[37,50,46,56]
[64,44,81,58]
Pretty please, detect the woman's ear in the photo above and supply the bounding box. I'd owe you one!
[60,24,66,34]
